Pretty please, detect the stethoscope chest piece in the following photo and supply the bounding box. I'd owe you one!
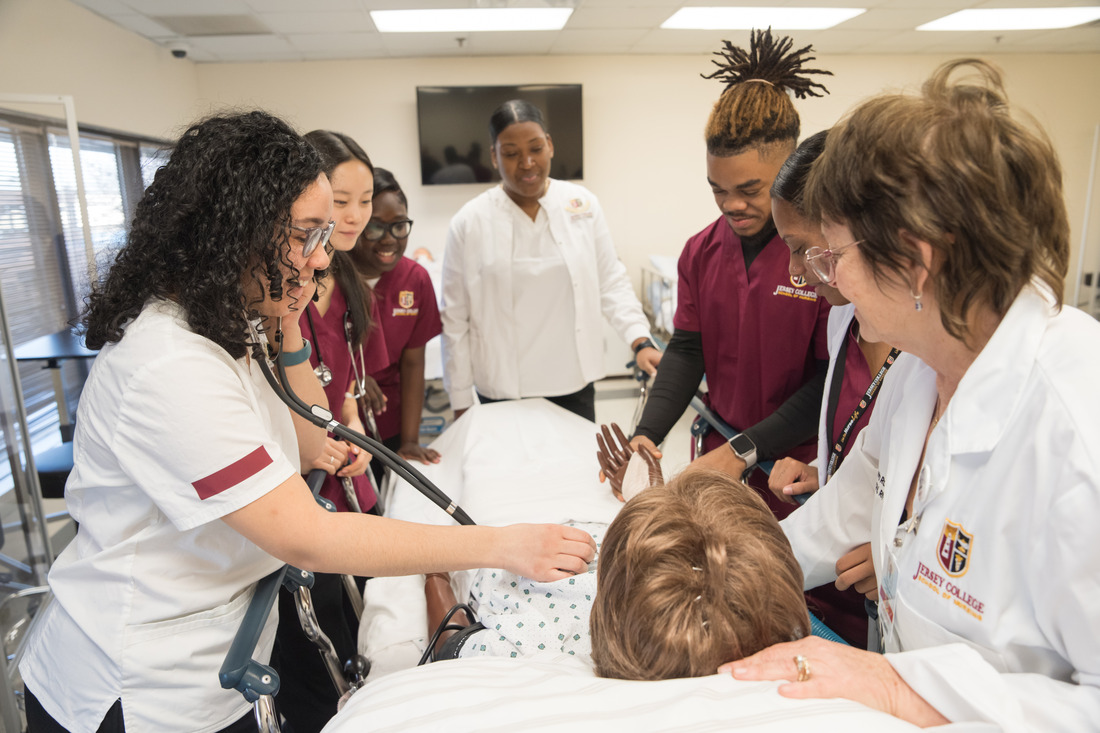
[314,362,333,387]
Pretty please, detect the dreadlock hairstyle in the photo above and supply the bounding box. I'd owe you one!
[84,110,323,359]
[591,468,810,681]
[702,28,832,157]
[304,130,374,349]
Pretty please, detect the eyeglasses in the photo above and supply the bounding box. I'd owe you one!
[804,239,863,285]
[363,219,414,241]
[289,221,335,258]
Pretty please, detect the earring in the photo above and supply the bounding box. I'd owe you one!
[912,291,923,311]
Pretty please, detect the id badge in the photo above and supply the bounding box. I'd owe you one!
[878,543,900,650]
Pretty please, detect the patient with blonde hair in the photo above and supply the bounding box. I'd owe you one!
[425,427,810,679]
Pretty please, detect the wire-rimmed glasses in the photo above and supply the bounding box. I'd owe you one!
[804,239,863,284]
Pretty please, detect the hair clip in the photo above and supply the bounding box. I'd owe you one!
[691,566,703,572]
[693,595,702,603]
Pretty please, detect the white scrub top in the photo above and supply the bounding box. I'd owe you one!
[20,300,297,733]
[783,284,1100,731]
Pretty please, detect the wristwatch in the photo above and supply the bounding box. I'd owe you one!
[728,433,757,469]
[633,338,656,355]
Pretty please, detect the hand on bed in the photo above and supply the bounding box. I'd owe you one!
[398,441,441,465]
[767,458,819,505]
[720,637,949,727]
[596,423,663,501]
[500,523,596,582]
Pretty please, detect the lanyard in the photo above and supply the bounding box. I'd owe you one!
[825,329,901,482]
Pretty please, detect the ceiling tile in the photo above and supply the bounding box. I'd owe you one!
[116,0,253,14]
[259,11,375,34]
[550,28,652,52]
[108,13,176,38]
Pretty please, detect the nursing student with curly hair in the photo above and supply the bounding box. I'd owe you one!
[17,110,595,733]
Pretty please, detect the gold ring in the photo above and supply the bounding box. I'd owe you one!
[794,654,811,682]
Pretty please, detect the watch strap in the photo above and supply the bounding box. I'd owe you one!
[279,339,312,366]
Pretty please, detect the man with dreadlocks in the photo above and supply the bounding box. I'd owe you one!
[628,29,857,633]
[632,29,831,504]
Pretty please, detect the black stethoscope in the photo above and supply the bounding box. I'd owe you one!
[247,319,472,525]
[303,307,334,387]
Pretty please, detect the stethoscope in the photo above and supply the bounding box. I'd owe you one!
[303,307,334,388]
[247,319,473,525]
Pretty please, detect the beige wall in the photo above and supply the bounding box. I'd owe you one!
[0,0,198,139]
[4,0,1099,301]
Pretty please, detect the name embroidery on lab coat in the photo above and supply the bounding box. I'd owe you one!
[393,290,419,317]
[911,519,986,621]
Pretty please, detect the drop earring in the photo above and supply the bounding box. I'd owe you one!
[912,290,923,311]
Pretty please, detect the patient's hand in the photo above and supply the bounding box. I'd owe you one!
[500,524,597,582]
[596,423,663,501]
[835,543,877,600]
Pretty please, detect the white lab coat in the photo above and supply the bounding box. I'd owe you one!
[441,181,651,411]
[782,284,1100,731]
[20,301,295,732]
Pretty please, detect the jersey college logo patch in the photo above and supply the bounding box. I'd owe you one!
[398,290,415,309]
[790,274,807,287]
[936,519,973,577]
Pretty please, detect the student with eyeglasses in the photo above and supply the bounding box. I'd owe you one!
[269,130,384,733]
[350,167,443,477]
[441,99,659,422]
[764,130,901,650]
[18,111,596,733]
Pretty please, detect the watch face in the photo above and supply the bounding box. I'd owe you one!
[730,434,755,454]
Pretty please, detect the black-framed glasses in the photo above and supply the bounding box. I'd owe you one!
[363,219,413,241]
[289,220,335,257]
[805,239,863,285]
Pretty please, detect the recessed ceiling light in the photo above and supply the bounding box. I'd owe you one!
[371,8,573,33]
[661,6,866,31]
[917,8,1100,31]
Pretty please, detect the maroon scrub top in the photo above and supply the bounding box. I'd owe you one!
[306,281,377,513]
[362,257,442,441]
[676,217,830,467]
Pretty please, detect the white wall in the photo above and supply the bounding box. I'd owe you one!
[4,0,1099,299]
[0,0,199,140]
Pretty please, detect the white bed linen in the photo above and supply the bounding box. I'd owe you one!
[360,399,622,678]
[324,654,931,733]
[343,401,976,732]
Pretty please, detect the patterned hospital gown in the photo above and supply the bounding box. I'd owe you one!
[458,521,605,660]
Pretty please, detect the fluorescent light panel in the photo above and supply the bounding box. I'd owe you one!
[662,7,866,31]
[918,8,1100,31]
[371,8,573,33]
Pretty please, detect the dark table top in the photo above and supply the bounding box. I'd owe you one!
[13,330,97,364]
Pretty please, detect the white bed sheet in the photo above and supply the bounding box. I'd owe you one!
[324,654,928,733]
[339,401,962,732]
[360,399,622,678]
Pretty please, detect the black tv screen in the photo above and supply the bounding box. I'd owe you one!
[416,84,583,186]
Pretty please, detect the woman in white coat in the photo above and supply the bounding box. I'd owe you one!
[18,111,595,733]
[724,60,1100,730]
[441,99,660,422]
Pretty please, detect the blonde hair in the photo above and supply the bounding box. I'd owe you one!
[805,59,1069,341]
[590,469,810,680]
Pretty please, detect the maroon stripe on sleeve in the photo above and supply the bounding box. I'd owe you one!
[192,446,273,500]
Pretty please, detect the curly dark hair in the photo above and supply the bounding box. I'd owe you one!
[701,28,831,156]
[84,110,323,359]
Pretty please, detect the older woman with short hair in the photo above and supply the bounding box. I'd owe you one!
[727,59,1100,730]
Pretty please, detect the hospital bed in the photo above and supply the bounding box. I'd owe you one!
[313,400,909,732]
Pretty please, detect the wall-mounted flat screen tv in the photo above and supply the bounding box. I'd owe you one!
[416,84,582,186]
